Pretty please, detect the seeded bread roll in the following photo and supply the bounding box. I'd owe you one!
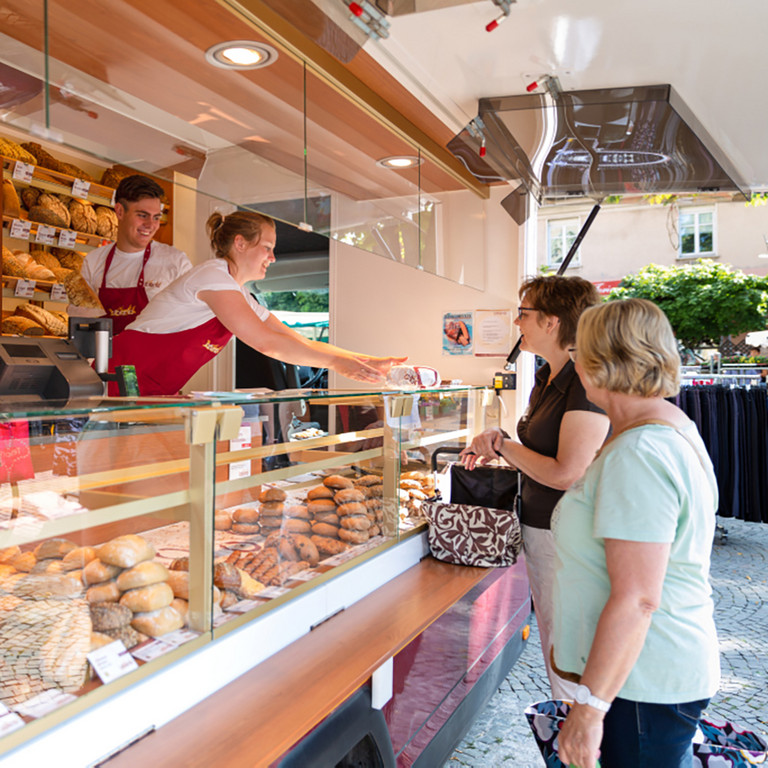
[2,180,21,217]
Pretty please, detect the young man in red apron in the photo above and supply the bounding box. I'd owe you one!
[78,175,192,333]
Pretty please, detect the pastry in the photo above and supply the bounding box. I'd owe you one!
[119,582,174,613]
[213,561,241,590]
[7,551,36,572]
[291,534,320,566]
[97,534,155,568]
[0,545,21,564]
[323,474,353,490]
[116,560,170,590]
[130,605,183,638]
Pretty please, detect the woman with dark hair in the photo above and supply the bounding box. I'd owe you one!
[460,275,609,699]
[554,298,719,768]
[107,210,405,395]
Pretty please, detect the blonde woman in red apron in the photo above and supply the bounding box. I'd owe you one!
[107,210,406,395]
[79,175,192,333]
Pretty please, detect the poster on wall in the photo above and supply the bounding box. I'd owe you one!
[474,310,512,357]
[442,312,473,355]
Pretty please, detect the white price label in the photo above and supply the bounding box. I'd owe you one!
[228,459,251,480]
[58,229,78,248]
[161,628,200,645]
[87,640,138,684]
[50,283,68,301]
[110,189,116,206]
[130,639,177,662]
[14,689,76,719]
[12,161,34,182]
[71,178,91,198]
[9,219,31,239]
[14,279,36,298]
[34,225,57,245]
[0,711,24,737]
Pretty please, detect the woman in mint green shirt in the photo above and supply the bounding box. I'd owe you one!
[553,299,720,768]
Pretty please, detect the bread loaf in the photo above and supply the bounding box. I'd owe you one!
[29,249,61,271]
[58,162,94,182]
[1,316,44,336]
[100,164,137,189]
[33,538,78,560]
[28,192,71,229]
[2,180,21,217]
[86,580,121,604]
[171,598,189,626]
[119,582,174,613]
[89,602,132,631]
[95,206,118,240]
[97,534,155,568]
[61,546,97,569]
[2,246,28,277]
[165,570,189,600]
[21,142,65,173]
[51,248,85,271]
[83,558,122,585]
[63,271,103,309]
[14,304,67,336]
[116,560,170,590]
[130,605,183,637]
[20,186,41,209]
[0,137,37,164]
[68,199,98,234]
[213,562,241,590]
[23,261,56,281]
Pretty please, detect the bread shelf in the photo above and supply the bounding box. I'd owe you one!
[1,155,116,207]
[2,214,110,252]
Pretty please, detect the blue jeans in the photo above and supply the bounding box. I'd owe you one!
[600,696,709,768]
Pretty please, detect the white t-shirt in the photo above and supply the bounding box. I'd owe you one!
[126,258,270,334]
[82,241,192,300]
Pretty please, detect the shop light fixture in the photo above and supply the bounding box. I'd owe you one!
[376,155,423,169]
[205,41,278,70]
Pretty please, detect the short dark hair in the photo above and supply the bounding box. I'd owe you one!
[519,275,601,348]
[115,175,165,206]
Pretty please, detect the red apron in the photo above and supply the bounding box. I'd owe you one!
[107,316,233,396]
[99,243,152,335]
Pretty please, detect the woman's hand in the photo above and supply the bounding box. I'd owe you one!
[355,355,409,377]
[459,427,505,469]
[558,703,604,768]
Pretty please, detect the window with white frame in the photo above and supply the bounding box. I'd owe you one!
[678,207,715,258]
[547,218,582,268]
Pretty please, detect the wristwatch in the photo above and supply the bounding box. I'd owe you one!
[574,684,611,713]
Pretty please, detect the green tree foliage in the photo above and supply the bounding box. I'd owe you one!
[607,259,768,350]
[260,290,329,312]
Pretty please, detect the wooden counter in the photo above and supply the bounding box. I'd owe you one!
[105,556,491,768]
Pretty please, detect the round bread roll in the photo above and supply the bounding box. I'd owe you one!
[130,605,183,638]
[259,501,284,517]
[353,474,382,486]
[291,534,320,566]
[334,488,365,505]
[281,518,311,534]
[33,538,78,560]
[323,474,353,490]
[284,504,310,520]
[215,511,232,531]
[310,535,348,556]
[311,522,340,538]
[97,534,155,568]
[313,511,340,526]
[232,507,260,524]
[232,523,261,535]
[116,560,170,591]
[259,487,287,502]
[340,514,372,531]
[90,602,132,631]
[119,582,174,613]
[87,580,121,604]
[61,546,97,570]
[83,558,121,585]
[308,499,337,515]
[338,528,370,544]
[166,570,189,600]
[337,502,366,518]
[307,485,334,501]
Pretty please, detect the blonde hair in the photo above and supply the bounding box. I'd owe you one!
[576,298,680,398]
[519,275,601,348]
[206,210,275,260]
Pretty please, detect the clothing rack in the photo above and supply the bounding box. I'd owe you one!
[671,384,768,528]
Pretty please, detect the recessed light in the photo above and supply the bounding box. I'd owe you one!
[205,41,278,70]
[376,155,423,169]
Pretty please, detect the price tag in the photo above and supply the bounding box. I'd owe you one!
[71,178,91,198]
[228,425,252,480]
[14,279,36,298]
[50,283,68,301]
[14,689,76,719]
[9,219,31,239]
[110,189,116,206]
[12,161,34,182]
[57,229,78,248]
[87,640,138,684]
[161,628,200,646]
[35,225,57,245]
[0,711,24,737]
[130,639,177,662]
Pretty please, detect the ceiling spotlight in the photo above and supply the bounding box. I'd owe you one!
[376,155,423,169]
[205,41,278,70]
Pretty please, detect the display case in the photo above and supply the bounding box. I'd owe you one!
[0,385,494,762]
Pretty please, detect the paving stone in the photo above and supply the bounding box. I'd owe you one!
[445,517,768,767]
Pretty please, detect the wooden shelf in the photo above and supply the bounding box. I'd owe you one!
[2,214,110,251]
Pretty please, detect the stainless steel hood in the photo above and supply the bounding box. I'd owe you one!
[449,84,749,220]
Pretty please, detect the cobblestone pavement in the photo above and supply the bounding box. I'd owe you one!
[446,517,768,767]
